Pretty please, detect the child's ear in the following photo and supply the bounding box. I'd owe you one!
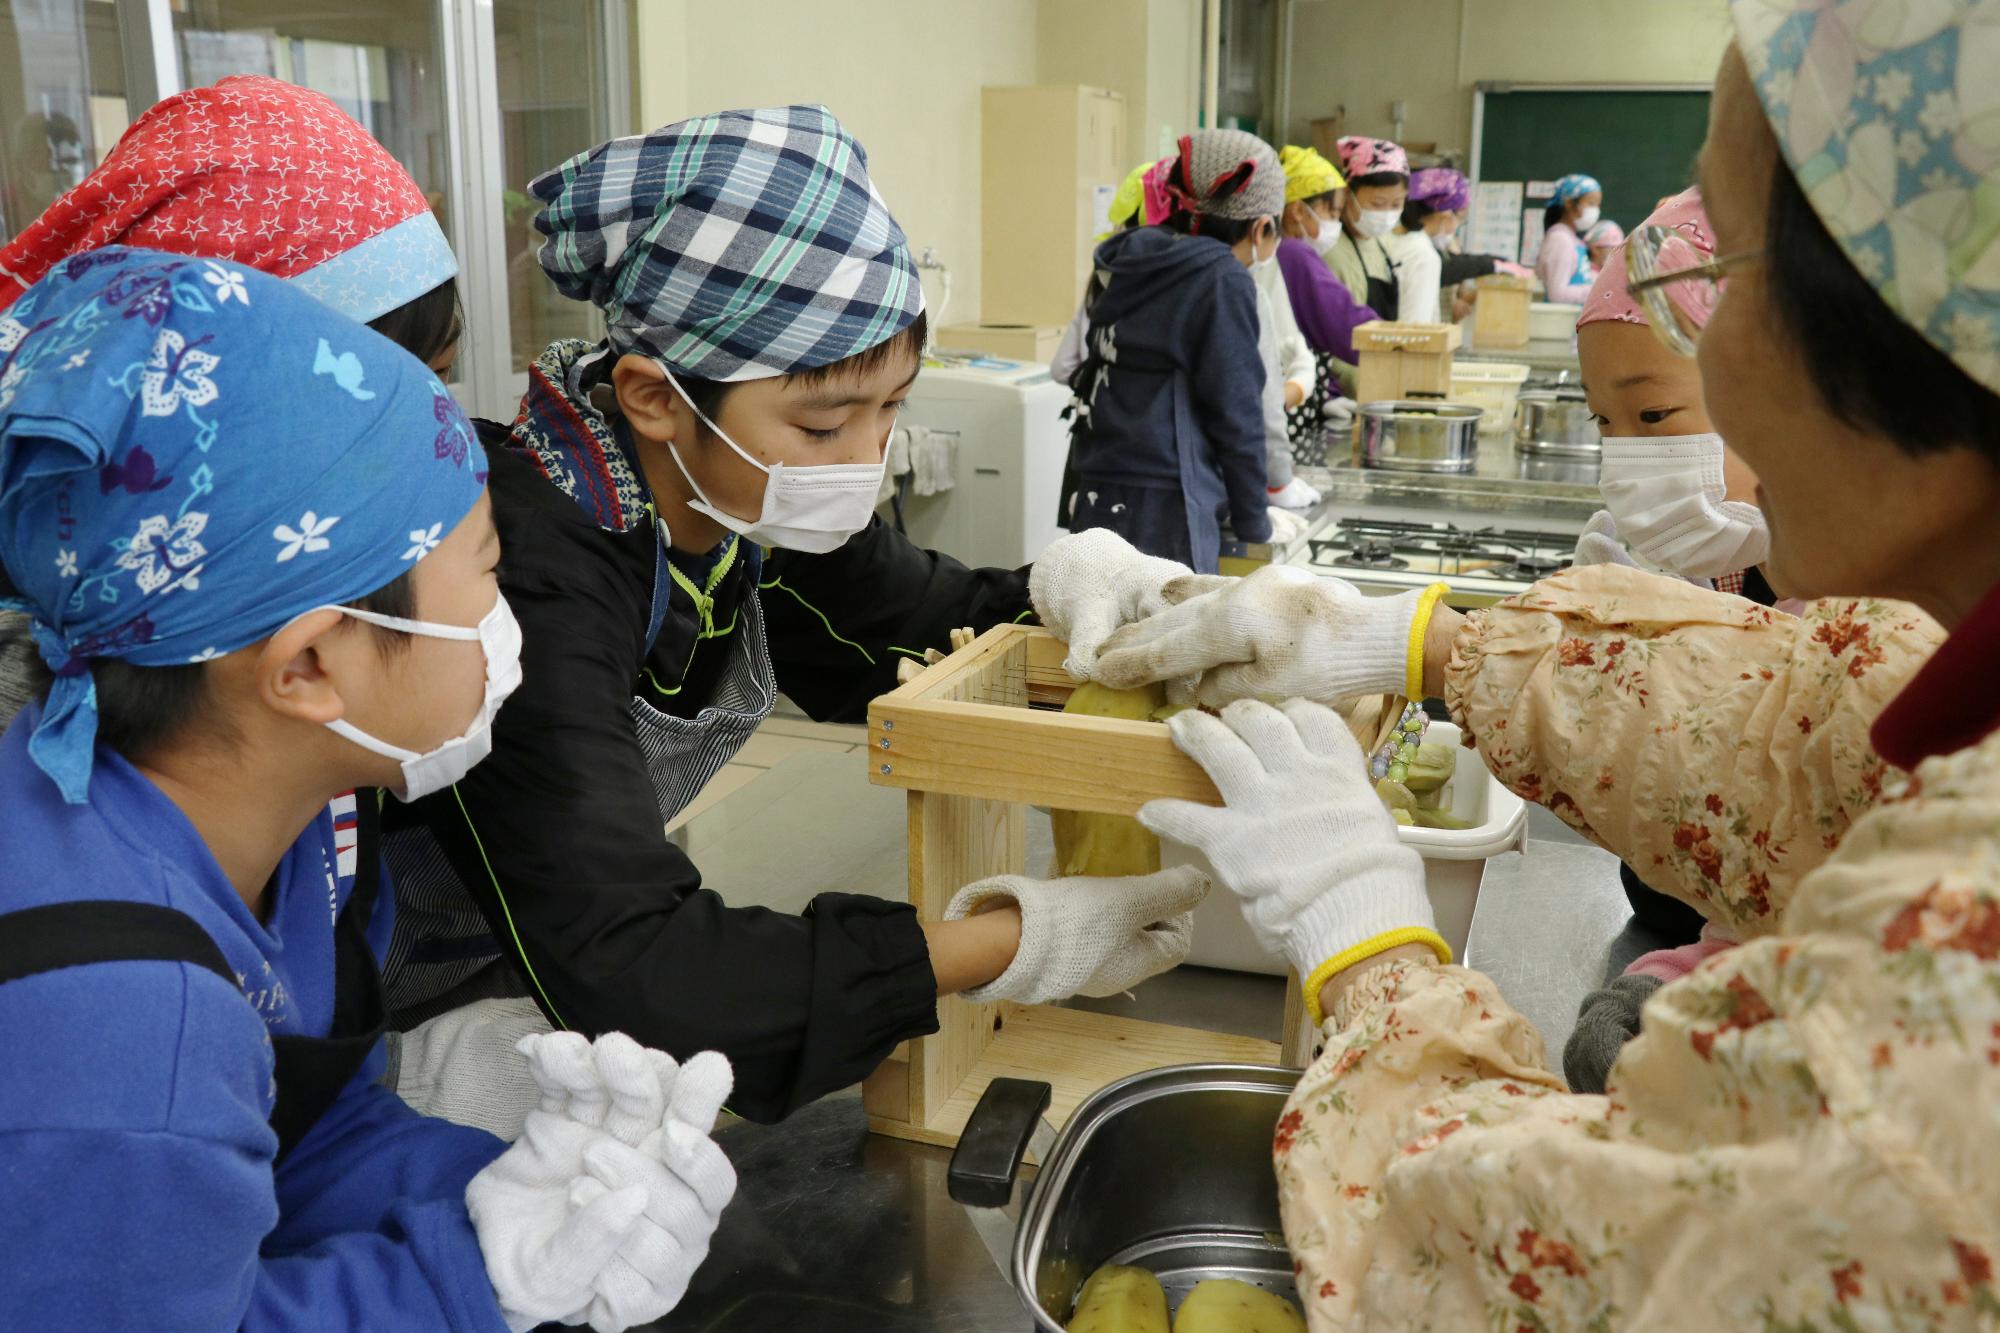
[255,608,350,725]
[612,354,691,446]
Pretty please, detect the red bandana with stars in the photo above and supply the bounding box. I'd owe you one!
[0,75,442,319]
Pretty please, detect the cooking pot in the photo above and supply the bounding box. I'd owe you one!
[1355,398,1482,472]
[948,1064,1303,1330]
[1515,388,1601,457]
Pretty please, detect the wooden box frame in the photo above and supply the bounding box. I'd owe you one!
[859,624,1401,1148]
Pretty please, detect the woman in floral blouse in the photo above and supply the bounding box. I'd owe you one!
[1095,0,2000,1324]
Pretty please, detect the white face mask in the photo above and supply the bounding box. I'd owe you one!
[1575,205,1602,232]
[1597,433,1772,579]
[1428,228,1456,254]
[1307,211,1343,257]
[1354,207,1399,239]
[322,592,524,801]
[659,361,886,554]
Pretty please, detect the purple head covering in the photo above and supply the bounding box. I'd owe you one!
[1408,167,1469,214]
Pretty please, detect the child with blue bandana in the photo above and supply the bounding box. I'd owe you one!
[0,248,733,1332]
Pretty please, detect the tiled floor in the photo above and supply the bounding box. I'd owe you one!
[664,702,868,833]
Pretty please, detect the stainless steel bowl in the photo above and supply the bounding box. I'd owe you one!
[950,1064,1302,1331]
[1356,399,1483,472]
[1515,388,1601,457]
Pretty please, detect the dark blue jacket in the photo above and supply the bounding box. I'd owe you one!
[1068,227,1271,570]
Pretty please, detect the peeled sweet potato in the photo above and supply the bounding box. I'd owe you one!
[1050,682,1168,878]
[1069,1263,1169,1333]
[1171,1278,1306,1333]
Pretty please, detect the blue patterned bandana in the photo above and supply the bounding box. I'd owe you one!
[1732,0,2000,396]
[1552,174,1602,206]
[0,246,487,802]
[528,104,924,382]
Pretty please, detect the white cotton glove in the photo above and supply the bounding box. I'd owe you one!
[1571,509,1638,569]
[1267,475,1322,511]
[1571,509,1717,589]
[467,1031,737,1333]
[945,865,1211,1004]
[1094,564,1419,708]
[1323,395,1357,423]
[1264,506,1310,546]
[1031,528,1228,679]
[1139,700,1435,984]
[391,996,552,1141]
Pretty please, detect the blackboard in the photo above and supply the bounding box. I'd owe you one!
[1475,87,1711,235]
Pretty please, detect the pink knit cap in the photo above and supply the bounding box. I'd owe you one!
[1335,136,1409,181]
[1579,187,1714,331]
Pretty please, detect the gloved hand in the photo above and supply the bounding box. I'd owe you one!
[467,1031,737,1333]
[1571,510,1715,589]
[1094,565,1421,708]
[1494,259,1534,280]
[533,1035,737,1332]
[1264,506,1310,546]
[1031,528,1227,679]
[389,995,552,1141]
[945,865,1210,1004]
[1322,395,1357,423]
[1570,509,1638,569]
[1266,475,1322,511]
[1138,700,1444,1006]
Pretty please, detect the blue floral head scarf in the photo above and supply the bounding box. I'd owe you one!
[1552,174,1602,206]
[0,246,488,803]
[1731,0,2000,396]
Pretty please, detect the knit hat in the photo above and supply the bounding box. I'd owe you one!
[1409,166,1470,215]
[528,104,923,382]
[1166,130,1284,222]
[0,76,455,322]
[0,247,486,803]
[1552,173,1602,205]
[1584,219,1626,249]
[1730,0,2000,395]
[1580,187,1716,332]
[1335,136,1410,182]
[1278,145,1345,204]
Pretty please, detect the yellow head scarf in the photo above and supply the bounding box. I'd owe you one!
[1099,161,1154,240]
[1279,145,1345,205]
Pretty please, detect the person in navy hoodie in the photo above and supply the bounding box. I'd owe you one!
[1065,128,1279,573]
[0,248,734,1332]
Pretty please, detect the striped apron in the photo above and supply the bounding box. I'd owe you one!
[380,577,777,1025]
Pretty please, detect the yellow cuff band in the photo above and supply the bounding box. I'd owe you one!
[1301,927,1453,1027]
[1404,582,1450,702]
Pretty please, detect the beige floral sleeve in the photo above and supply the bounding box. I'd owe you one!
[1445,564,1941,935]
[1277,724,2000,1331]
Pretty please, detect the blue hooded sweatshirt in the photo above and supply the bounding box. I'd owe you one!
[1067,225,1271,572]
[0,704,511,1330]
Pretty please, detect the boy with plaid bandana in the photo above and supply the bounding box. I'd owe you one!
[381,106,1218,1134]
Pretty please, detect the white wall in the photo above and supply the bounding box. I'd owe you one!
[1283,0,1733,155]
[632,0,1041,325]
[630,0,1204,323]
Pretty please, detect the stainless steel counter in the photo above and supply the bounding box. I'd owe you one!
[1456,333,1584,374]
[651,750,1636,1328]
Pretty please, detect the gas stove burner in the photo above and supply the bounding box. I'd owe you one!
[1342,539,1408,570]
[1502,554,1567,579]
[1433,532,1489,556]
[1308,516,1578,584]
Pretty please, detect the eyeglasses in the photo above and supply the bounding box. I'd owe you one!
[1624,224,1762,356]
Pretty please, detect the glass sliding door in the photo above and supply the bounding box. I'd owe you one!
[0,0,132,243]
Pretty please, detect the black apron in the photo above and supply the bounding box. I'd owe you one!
[0,797,388,1162]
